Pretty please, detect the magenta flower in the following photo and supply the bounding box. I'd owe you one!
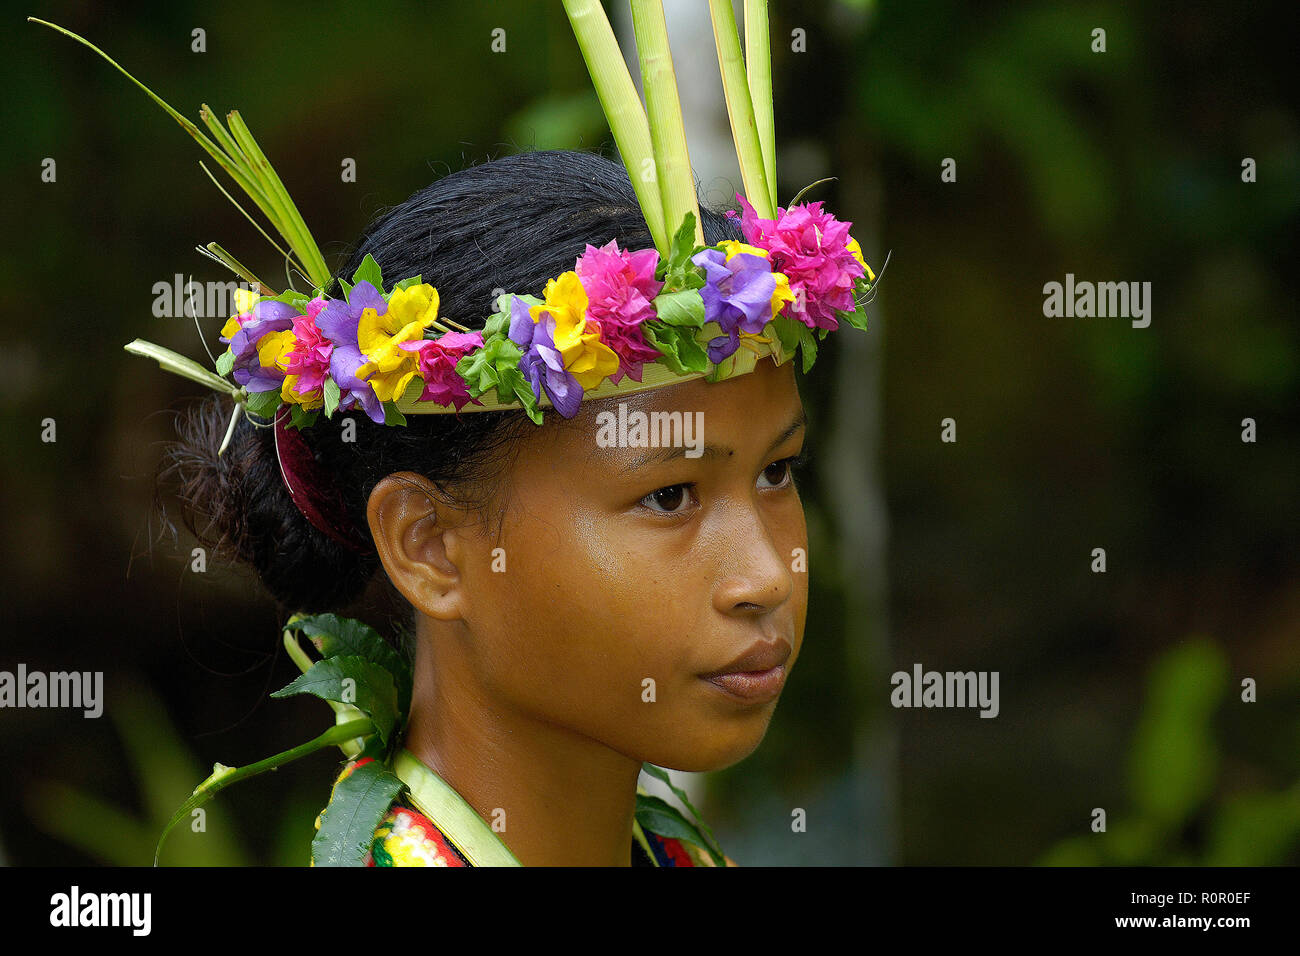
[398,330,485,411]
[508,295,582,418]
[691,247,777,363]
[574,239,664,384]
[281,298,333,402]
[729,193,864,331]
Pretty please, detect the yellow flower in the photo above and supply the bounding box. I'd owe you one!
[845,237,875,281]
[718,239,770,261]
[257,329,296,370]
[356,283,441,403]
[529,271,619,389]
[770,271,796,319]
[281,374,323,409]
[221,288,263,338]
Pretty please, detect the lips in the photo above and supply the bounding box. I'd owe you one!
[700,638,793,679]
[700,637,793,703]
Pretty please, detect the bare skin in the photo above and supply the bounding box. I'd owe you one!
[366,356,809,866]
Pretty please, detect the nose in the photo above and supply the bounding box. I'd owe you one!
[711,503,797,615]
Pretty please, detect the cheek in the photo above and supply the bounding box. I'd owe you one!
[460,506,687,732]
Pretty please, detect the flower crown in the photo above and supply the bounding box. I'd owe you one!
[226,198,876,433]
[29,3,882,452]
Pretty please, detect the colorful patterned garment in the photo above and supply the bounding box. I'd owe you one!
[315,758,727,867]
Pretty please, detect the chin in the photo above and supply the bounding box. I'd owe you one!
[643,717,773,773]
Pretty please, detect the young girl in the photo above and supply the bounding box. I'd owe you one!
[166,149,809,866]
[30,5,875,866]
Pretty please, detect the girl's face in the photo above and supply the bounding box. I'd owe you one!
[419,357,808,772]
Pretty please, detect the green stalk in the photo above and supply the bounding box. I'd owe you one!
[707,0,774,219]
[225,110,331,287]
[123,340,242,396]
[630,0,704,248]
[197,161,305,282]
[744,0,777,212]
[562,0,667,254]
[154,718,375,864]
[201,240,273,295]
[27,18,330,289]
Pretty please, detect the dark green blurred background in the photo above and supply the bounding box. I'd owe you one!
[2,0,1296,866]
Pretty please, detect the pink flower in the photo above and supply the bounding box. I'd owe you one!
[574,239,664,384]
[398,330,485,411]
[730,193,864,331]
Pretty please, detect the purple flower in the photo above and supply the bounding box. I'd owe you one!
[690,248,777,363]
[508,295,582,418]
[220,300,299,391]
[314,280,389,424]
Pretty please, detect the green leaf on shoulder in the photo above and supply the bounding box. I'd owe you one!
[289,614,413,718]
[271,656,399,746]
[634,793,725,867]
[311,760,405,867]
[640,764,725,860]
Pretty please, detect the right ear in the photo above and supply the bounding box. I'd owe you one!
[366,472,470,622]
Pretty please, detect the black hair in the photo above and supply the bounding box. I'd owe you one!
[158,149,744,618]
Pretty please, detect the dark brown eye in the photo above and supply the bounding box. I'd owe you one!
[641,484,692,514]
[758,453,808,490]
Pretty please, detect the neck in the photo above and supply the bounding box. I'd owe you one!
[401,620,644,866]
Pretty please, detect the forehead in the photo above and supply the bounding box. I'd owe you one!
[538,357,804,467]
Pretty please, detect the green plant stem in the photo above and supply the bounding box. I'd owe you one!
[630,0,704,248]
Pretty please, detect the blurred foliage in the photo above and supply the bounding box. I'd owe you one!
[1040,638,1300,865]
[24,678,321,867]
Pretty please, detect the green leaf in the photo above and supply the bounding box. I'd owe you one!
[243,389,282,420]
[634,793,725,866]
[288,403,320,429]
[310,760,406,867]
[323,377,341,417]
[338,277,354,297]
[394,275,424,292]
[838,301,871,333]
[642,322,709,374]
[651,288,706,327]
[264,288,312,311]
[271,657,399,746]
[500,366,544,425]
[657,212,707,292]
[641,764,725,860]
[382,402,407,427]
[351,253,384,293]
[215,350,235,376]
[289,613,413,719]
[457,336,523,399]
[1127,637,1227,828]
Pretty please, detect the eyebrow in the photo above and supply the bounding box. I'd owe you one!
[615,408,808,474]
